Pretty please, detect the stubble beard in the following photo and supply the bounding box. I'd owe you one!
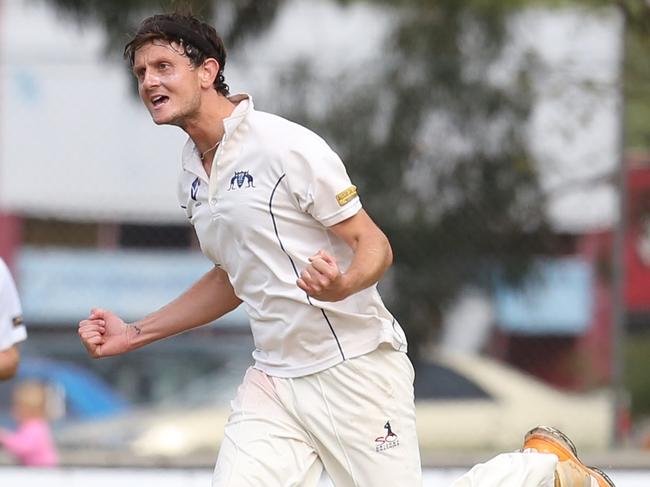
[158,90,202,130]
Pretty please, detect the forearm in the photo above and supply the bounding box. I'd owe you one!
[127,266,241,350]
[0,346,19,381]
[299,209,394,302]
[341,232,393,296]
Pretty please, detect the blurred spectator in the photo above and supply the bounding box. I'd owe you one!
[0,381,58,467]
[0,258,27,380]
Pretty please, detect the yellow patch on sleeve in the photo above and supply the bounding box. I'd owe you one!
[336,185,358,206]
[12,316,24,327]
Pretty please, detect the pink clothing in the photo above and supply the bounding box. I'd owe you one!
[0,419,58,467]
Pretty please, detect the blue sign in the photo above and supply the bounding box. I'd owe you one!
[17,247,249,327]
[494,258,593,335]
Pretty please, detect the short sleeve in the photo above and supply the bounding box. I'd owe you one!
[0,261,27,351]
[284,136,362,227]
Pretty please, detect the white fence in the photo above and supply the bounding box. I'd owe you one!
[0,467,647,487]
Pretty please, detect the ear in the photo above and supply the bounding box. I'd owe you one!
[200,58,220,89]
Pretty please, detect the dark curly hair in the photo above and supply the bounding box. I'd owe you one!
[124,13,229,96]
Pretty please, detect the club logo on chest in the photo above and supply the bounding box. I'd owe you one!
[228,171,255,190]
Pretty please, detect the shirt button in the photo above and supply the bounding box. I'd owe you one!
[211,198,217,205]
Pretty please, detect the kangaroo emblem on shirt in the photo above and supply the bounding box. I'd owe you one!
[228,171,255,190]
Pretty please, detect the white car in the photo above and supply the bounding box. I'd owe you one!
[412,349,614,453]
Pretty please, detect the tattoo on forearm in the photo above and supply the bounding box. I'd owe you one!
[132,323,142,335]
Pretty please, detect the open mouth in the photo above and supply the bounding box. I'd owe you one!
[151,95,169,108]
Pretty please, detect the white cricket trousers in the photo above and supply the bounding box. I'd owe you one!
[212,345,423,486]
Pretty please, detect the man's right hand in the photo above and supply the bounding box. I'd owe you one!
[78,308,131,358]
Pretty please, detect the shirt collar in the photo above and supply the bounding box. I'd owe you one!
[181,93,254,175]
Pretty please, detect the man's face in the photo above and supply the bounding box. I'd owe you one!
[132,40,202,126]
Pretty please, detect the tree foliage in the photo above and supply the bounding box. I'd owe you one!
[618,1,650,149]
[281,0,551,349]
[46,0,282,54]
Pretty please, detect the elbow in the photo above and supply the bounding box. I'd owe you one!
[0,347,20,380]
[0,367,18,381]
[384,235,394,271]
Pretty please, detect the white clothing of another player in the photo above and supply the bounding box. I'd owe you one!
[0,258,27,380]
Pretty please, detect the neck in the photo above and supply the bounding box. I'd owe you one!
[183,92,237,156]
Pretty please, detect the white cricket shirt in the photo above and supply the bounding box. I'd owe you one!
[178,94,407,377]
[0,258,27,351]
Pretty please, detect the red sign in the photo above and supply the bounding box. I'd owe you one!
[625,166,650,312]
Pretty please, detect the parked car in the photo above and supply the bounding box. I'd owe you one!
[0,357,130,427]
[55,349,614,458]
[54,353,250,455]
[412,348,614,452]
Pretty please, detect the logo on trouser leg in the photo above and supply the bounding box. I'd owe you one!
[375,421,400,452]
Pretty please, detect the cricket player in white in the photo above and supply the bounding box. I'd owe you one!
[78,13,615,487]
[0,258,27,381]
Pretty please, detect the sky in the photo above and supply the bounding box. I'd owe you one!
[0,0,623,231]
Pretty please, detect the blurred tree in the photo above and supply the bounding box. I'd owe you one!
[617,1,650,150]
[45,0,282,55]
[43,0,649,355]
[283,0,553,350]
